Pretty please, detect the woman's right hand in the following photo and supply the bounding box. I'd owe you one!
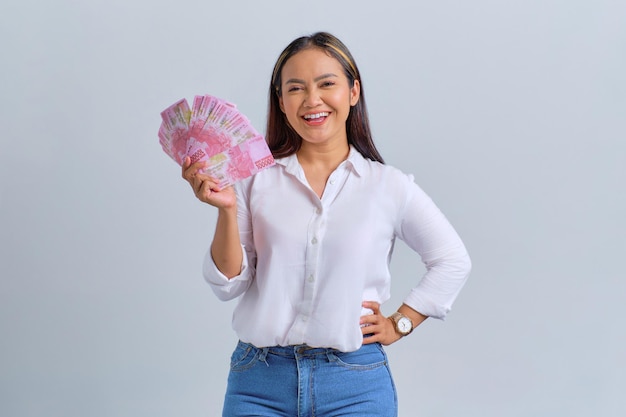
[181,157,237,209]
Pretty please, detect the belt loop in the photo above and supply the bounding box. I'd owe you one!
[295,344,306,356]
[259,347,270,367]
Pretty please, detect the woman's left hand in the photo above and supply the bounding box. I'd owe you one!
[360,301,402,346]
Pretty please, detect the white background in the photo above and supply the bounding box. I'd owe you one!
[1,1,625,416]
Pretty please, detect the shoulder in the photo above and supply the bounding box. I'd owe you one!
[353,153,416,189]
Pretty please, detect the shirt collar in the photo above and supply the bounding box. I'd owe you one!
[275,145,366,177]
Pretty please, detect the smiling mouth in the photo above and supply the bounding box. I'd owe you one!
[303,112,330,122]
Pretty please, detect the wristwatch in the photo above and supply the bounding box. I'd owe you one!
[389,312,413,336]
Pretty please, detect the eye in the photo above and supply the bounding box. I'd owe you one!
[287,85,304,93]
[320,81,336,88]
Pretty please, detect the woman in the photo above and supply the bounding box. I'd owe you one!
[182,32,471,417]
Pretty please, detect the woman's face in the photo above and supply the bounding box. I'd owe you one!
[279,48,360,148]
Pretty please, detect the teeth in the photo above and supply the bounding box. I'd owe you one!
[304,112,329,119]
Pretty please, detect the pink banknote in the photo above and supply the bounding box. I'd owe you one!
[159,95,275,186]
[159,98,191,165]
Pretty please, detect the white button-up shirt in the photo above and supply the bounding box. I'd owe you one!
[204,146,471,352]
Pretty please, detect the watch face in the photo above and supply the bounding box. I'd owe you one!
[398,317,412,333]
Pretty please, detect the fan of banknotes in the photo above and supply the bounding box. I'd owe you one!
[158,94,275,187]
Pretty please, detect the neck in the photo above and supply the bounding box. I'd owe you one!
[296,141,350,199]
[296,141,350,171]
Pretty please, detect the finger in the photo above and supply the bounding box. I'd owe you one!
[196,177,224,200]
[182,159,208,181]
[361,324,384,344]
[361,334,379,344]
[190,159,208,172]
[195,178,214,195]
[360,313,379,327]
[362,322,396,346]
[181,156,193,179]
[187,171,217,192]
[362,301,381,315]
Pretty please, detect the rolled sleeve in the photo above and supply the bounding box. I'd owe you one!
[403,249,471,319]
[202,244,253,301]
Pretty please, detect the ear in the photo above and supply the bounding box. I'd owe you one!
[350,79,361,106]
[278,94,285,113]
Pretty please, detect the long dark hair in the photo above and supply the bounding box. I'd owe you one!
[266,32,384,164]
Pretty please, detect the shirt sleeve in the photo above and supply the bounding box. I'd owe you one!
[202,244,253,301]
[202,181,257,301]
[395,175,472,319]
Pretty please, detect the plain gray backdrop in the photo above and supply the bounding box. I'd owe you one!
[1,0,624,416]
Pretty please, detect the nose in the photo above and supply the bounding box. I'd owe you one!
[303,88,322,108]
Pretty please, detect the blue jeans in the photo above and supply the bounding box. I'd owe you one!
[222,341,398,417]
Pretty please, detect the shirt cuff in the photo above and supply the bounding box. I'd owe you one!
[202,244,251,300]
[403,292,450,320]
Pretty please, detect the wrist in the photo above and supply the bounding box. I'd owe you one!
[217,205,238,217]
[388,312,414,336]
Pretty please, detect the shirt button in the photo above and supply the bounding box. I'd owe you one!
[316,208,322,214]
[308,275,314,282]
[329,179,336,185]
[311,237,318,244]
[302,316,308,322]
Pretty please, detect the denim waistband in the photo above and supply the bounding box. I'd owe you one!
[238,340,376,359]
[272,344,335,357]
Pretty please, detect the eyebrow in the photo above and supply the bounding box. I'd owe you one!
[285,73,338,84]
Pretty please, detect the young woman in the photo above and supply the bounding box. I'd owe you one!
[182,32,471,417]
